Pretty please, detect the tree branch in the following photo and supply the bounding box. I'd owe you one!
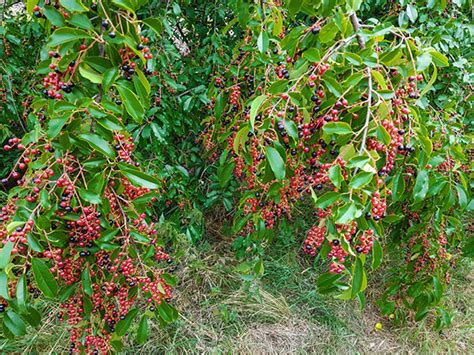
[359,68,372,154]
[350,12,365,49]
[349,12,371,154]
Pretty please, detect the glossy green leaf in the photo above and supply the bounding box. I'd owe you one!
[265,146,286,180]
[3,310,26,336]
[136,315,148,344]
[371,239,383,270]
[115,308,139,336]
[82,268,93,296]
[142,18,162,36]
[117,85,145,123]
[0,241,14,270]
[59,0,88,12]
[78,133,115,159]
[48,27,91,47]
[328,165,343,189]
[413,170,429,202]
[118,164,160,189]
[31,258,58,298]
[350,171,374,189]
[323,122,352,135]
[16,275,27,312]
[0,272,10,300]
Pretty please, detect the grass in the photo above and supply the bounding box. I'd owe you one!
[1,225,473,354]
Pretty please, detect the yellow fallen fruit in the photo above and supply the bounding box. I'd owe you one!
[375,322,383,331]
[389,313,395,320]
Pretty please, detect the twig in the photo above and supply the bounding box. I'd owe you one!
[349,12,372,154]
[359,68,372,154]
[350,12,365,49]
[260,0,266,23]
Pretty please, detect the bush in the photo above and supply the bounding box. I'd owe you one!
[0,0,471,352]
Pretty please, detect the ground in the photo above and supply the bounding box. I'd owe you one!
[3,229,472,354]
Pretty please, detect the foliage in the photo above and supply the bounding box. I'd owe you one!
[202,0,472,327]
[0,10,46,178]
[0,0,471,352]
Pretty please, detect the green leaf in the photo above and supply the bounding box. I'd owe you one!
[316,192,341,208]
[346,0,362,11]
[317,272,344,294]
[59,0,88,12]
[416,52,432,71]
[376,126,391,146]
[69,13,93,30]
[456,184,468,209]
[328,165,343,189]
[288,0,303,17]
[406,4,418,23]
[350,171,374,189]
[323,122,352,135]
[43,6,65,26]
[429,51,449,67]
[413,170,429,202]
[157,302,178,323]
[3,310,26,337]
[47,114,69,139]
[319,22,338,43]
[347,156,370,169]
[249,95,267,130]
[26,0,36,14]
[117,85,145,123]
[136,315,148,344]
[16,275,27,312]
[392,171,405,202]
[78,133,115,159]
[371,239,383,270]
[31,258,58,298]
[112,0,139,12]
[257,31,269,53]
[323,77,343,97]
[102,68,119,92]
[118,164,160,189]
[265,146,286,180]
[161,273,177,287]
[142,18,162,36]
[268,80,288,95]
[433,276,443,301]
[48,27,91,47]
[419,64,437,99]
[371,70,388,90]
[79,64,103,84]
[24,307,42,327]
[336,203,359,224]
[351,258,364,297]
[82,268,92,296]
[0,272,10,300]
[233,127,250,153]
[0,242,13,270]
[302,48,321,62]
[115,308,139,336]
[78,188,102,204]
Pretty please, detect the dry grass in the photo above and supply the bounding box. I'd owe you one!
[1,232,472,354]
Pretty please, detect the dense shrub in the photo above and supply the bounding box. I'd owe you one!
[202,0,472,327]
[0,0,471,352]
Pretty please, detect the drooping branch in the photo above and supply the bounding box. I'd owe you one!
[350,12,371,154]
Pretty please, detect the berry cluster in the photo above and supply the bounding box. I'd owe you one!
[303,225,326,256]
